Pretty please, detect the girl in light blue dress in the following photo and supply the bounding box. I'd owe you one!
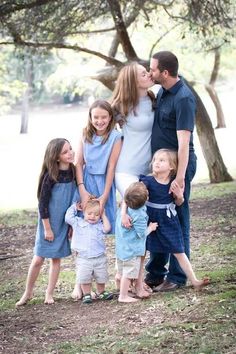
[71,99,122,300]
[16,138,76,306]
[74,100,122,233]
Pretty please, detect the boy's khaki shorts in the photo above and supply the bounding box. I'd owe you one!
[116,256,141,279]
[76,254,108,284]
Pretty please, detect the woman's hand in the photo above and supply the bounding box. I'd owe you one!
[98,194,108,215]
[80,189,92,209]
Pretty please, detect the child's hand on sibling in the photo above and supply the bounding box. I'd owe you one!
[148,222,158,234]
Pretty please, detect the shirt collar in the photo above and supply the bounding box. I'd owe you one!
[163,77,183,95]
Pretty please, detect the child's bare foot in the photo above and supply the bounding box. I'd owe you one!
[15,292,33,307]
[118,295,139,303]
[135,288,151,299]
[193,277,210,290]
[44,294,55,304]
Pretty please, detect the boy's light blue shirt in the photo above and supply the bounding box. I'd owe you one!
[65,203,106,258]
[115,205,149,261]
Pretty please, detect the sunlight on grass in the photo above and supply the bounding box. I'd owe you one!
[191,181,236,200]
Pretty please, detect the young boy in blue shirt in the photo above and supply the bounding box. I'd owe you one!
[65,198,113,304]
[115,182,157,303]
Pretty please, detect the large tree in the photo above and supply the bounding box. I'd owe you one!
[0,0,235,182]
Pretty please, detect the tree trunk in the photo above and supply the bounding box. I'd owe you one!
[189,84,233,183]
[205,84,226,128]
[107,0,138,61]
[205,48,226,129]
[20,52,32,134]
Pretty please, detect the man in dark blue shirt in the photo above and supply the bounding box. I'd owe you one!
[145,51,197,291]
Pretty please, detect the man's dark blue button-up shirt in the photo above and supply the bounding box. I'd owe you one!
[151,78,196,155]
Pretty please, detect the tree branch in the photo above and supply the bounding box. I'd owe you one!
[149,23,180,58]
[0,39,124,67]
[0,0,54,16]
[209,48,220,85]
[107,0,138,61]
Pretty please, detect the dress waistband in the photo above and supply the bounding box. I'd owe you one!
[145,201,177,218]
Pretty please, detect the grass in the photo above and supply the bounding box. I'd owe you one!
[191,180,236,200]
[0,183,236,354]
[0,208,37,227]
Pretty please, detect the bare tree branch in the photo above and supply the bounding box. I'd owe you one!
[0,0,54,16]
[149,23,180,58]
[107,0,138,61]
[0,39,124,67]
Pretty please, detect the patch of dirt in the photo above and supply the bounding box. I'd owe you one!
[0,194,235,353]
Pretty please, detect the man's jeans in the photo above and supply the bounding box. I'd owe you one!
[145,153,197,286]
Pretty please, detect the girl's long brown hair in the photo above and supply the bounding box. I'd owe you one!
[83,99,115,144]
[37,138,75,200]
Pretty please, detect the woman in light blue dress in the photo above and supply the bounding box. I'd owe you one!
[16,138,76,306]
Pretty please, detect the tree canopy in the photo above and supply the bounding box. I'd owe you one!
[0,0,235,182]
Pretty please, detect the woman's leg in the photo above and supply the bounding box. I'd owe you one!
[174,253,209,289]
[16,255,44,306]
[45,258,61,304]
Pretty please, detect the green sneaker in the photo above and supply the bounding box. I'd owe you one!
[82,294,93,304]
[97,291,113,300]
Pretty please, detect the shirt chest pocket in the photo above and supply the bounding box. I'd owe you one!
[159,111,176,130]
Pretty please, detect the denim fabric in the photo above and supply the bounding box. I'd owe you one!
[145,153,197,285]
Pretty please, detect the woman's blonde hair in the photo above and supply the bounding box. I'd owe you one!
[111,62,155,120]
[111,62,140,118]
[151,149,178,178]
[83,99,115,144]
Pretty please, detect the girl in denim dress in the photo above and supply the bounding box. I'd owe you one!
[16,138,76,306]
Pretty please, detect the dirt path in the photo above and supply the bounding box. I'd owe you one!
[0,193,235,353]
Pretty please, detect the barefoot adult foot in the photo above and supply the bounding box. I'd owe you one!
[118,295,139,303]
[135,288,151,299]
[193,277,210,291]
[143,282,153,294]
[15,292,33,307]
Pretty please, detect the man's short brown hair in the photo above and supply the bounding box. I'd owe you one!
[124,182,148,209]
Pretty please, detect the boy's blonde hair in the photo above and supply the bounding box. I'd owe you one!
[124,182,148,209]
[83,198,100,214]
[151,148,178,177]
